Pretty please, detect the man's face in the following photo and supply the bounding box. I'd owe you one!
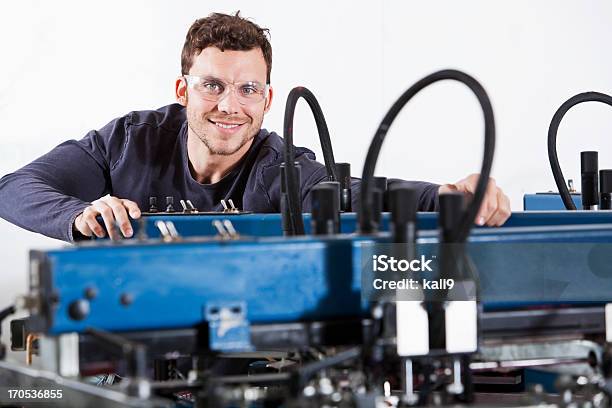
[178,47,272,156]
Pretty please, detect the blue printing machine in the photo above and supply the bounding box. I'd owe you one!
[523,193,582,210]
[134,210,612,238]
[31,212,612,335]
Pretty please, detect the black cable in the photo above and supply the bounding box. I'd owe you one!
[0,304,15,359]
[358,69,495,243]
[547,91,612,210]
[283,86,338,235]
[0,304,15,321]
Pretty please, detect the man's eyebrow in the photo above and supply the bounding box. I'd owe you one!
[199,75,264,86]
[200,75,224,82]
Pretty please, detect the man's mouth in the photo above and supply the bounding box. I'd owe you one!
[208,119,246,129]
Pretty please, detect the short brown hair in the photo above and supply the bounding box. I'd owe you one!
[181,12,272,83]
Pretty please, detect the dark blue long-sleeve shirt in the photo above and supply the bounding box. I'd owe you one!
[0,104,439,242]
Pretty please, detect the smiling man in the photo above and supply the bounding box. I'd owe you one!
[0,12,510,242]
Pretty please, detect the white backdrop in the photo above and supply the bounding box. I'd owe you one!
[1,1,612,339]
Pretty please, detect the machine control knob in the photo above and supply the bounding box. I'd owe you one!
[165,196,175,213]
[335,163,352,212]
[600,169,612,210]
[581,151,599,209]
[67,299,90,321]
[149,197,158,213]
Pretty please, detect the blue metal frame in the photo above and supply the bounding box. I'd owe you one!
[128,211,612,239]
[33,222,612,334]
[523,193,582,210]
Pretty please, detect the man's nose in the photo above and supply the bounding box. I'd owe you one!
[217,87,241,114]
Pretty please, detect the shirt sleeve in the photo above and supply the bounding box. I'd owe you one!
[0,116,129,242]
[301,166,440,213]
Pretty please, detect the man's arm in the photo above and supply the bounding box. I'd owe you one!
[349,179,440,212]
[0,117,133,242]
[301,170,510,226]
[300,170,440,213]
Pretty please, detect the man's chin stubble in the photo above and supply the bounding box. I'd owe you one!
[193,127,256,156]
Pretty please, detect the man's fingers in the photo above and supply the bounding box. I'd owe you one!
[476,180,499,226]
[74,213,94,237]
[121,199,141,219]
[488,191,512,226]
[72,196,140,240]
[80,207,106,238]
[92,200,120,240]
[101,196,133,238]
[476,198,497,226]
[84,216,105,238]
[450,174,510,228]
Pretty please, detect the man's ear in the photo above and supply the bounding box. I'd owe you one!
[175,77,188,106]
[263,86,273,113]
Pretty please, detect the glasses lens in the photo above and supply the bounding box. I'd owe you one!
[195,79,224,100]
[187,76,266,105]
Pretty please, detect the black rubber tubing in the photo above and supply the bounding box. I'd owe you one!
[547,91,612,210]
[358,69,496,243]
[283,86,338,235]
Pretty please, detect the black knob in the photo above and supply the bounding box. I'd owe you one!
[68,299,90,321]
[149,197,158,213]
[280,162,302,236]
[280,162,302,194]
[318,181,341,212]
[581,151,598,173]
[311,184,340,235]
[370,188,384,231]
[165,196,175,212]
[336,163,351,189]
[439,192,465,243]
[389,183,418,244]
[600,169,612,192]
[389,183,418,224]
[581,151,599,209]
[373,176,387,192]
[335,163,352,212]
[600,169,612,210]
[373,177,389,212]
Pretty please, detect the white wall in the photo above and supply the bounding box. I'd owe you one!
[1,1,612,341]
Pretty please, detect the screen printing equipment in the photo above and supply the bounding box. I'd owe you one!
[2,72,612,407]
[524,91,612,212]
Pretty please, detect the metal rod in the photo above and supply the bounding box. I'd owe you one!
[470,357,588,371]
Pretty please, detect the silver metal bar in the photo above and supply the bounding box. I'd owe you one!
[165,221,179,239]
[228,199,238,212]
[212,220,230,239]
[179,200,188,212]
[185,200,197,212]
[470,357,588,371]
[220,199,229,212]
[154,221,171,241]
[222,220,238,238]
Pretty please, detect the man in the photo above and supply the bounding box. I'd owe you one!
[0,12,510,242]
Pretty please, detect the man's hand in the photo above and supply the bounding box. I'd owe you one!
[438,174,511,227]
[74,194,141,240]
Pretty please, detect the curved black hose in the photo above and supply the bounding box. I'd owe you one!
[548,91,612,210]
[0,304,15,322]
[359,69,495,243]
[283,86,338,235]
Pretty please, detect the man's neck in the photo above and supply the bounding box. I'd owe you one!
[186,132,254,184]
